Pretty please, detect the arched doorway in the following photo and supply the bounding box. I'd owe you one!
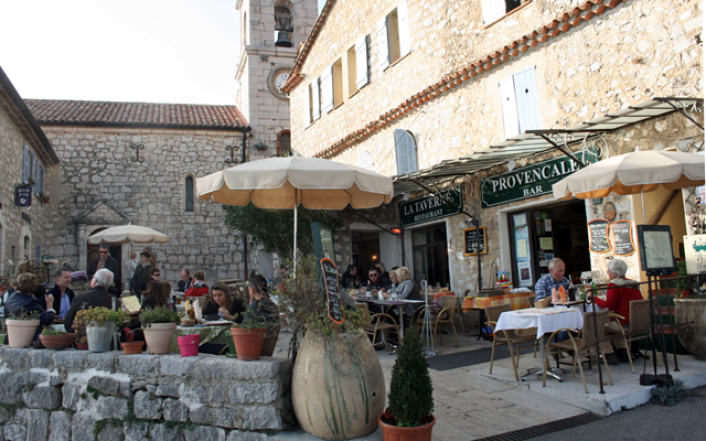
[87,227,123,292]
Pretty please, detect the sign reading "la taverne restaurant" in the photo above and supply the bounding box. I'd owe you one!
[400,187,462,226]
[481,149,599,208]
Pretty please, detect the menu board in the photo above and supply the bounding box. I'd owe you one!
[611,220,636,256]
[320,258,344,323]
[588,219,611,253]
[464,227,487,256]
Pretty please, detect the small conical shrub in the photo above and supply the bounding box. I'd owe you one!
[388,328,433,427]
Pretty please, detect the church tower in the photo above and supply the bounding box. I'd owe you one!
[235,0,318,161]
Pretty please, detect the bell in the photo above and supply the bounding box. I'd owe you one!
[275,31,293,48]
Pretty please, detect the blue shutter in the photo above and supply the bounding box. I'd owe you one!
[394,129,418,175]
[513,67,542,133]
[22,145,30,183]
[40,166,45,193]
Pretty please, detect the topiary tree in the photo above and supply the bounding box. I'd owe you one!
[387,328,434,427]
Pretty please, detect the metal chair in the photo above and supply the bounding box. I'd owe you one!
[434,295,460,346]
[486,304,538,381]
[356,302,399,353]
[608,299,661,373]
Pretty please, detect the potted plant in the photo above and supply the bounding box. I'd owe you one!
[379,330,435,441]
[285,256,384,441]
[72,310,89,349]
[5,309,41,348]
[39,328,76,350]
[84,307,129,353]
[141,306,180,355]
[230,309,268,361]
[39,192,50,204]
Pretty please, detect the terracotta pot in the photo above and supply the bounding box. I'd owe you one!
[6,320,40,348]
[674,298,706,360]
[230,327,266,361]
[75,342,88,350]
[142,322,178,355]
[121,341,145,355]
[292,332,385,441]
[39,333,76,350]
[379,410,436,441]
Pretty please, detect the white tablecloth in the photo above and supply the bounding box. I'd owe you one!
[496,308,583,339]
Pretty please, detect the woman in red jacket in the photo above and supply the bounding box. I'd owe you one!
[587,258,643,364]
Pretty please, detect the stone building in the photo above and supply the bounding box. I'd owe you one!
[0,66,60,282]
[25,99,251,290]
[282,0,703,292]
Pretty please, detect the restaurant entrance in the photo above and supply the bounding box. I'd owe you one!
[351,232,380,275]
[508,200,589,288]
[412,223,450,288]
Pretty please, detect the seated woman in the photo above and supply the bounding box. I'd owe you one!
[586,258,643,363]
[141,280,168,310]
[387,267,423,320]
[185,270,209,299]
[5,273,56,345]
[203,281,246,323]
[247,275,279,323]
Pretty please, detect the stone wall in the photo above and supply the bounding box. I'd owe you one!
[0,348,292,441]
[40,126,248,288]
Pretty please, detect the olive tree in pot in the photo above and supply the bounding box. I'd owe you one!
[283,256,383,441]
[379,329,435,441]
[84,307,129,353]
[141,306,180,354]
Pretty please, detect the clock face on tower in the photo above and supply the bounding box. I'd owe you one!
[268,66,291,100]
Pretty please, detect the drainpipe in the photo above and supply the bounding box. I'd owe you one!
[241,129,249,280]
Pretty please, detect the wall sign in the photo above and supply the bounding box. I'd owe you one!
[480,149,599,207]
[399,187,462,227]
[464,226,487,256]
[320,258,344,324]
[588,218,611,253]
[15,185,32,207]
[611,220,636,256]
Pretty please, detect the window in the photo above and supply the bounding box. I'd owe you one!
[347,36,369,96]
[277,130,291,156]
[274,5,293,44]
[499,67,541,139]
[482,0,529,26]
[185,176,194,212]
[40,165,45,193]
[394,129,418,175]
[376,1,410,71]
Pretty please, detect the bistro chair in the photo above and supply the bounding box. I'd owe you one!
[486,304,539,381]
[608,299,660,373]
[355,303,399,353]
[433,295,460,347]
[544,309,613,394]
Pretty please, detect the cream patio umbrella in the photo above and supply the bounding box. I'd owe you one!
[552,150,705,221]
[196,156,394,276]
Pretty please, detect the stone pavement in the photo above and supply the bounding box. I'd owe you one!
[270,327,706,441]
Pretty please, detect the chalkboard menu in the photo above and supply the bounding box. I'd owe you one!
[464,226,487,256]
[588,219,611,253]
[611,220,636,256]
[320,258,344,324]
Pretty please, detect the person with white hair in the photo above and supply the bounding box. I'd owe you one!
[586,258,643,364]
[64,268,116,333]
[534,258,570,301]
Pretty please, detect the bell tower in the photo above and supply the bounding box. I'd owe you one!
[235,0,318,160]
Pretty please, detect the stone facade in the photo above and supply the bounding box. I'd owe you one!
[0,348,293,440]
[38,125,248,288]
[285,0,703,291]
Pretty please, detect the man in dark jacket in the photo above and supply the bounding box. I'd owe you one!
[132,251,152,299]
[88,244,119,279]
[64,268,115,333]
[44,268,75,319]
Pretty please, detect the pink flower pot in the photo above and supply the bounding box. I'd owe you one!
[177,334,200,357]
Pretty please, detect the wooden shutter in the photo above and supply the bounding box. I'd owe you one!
[311,77,321,120]
[376,18,389,71]
[398,1,410,58]
[355,35,369,89]
[394,129,418,175]
[22,145,29,183]
[306,83,313,125]
[513,67,542,133]
[34,159,40,195]
[320,66,334,114]
[482,0,505,25]
[40,166,45,193]
[499,76,519,139]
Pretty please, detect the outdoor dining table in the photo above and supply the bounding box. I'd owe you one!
[357,298,424,342]
[495,307,583,381]
[462,290,535,339]
[170,324,231,353]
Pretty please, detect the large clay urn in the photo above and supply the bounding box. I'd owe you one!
[292,332,385,440]
[674,298,706,359]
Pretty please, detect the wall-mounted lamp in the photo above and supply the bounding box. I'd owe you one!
[507,159,516,171]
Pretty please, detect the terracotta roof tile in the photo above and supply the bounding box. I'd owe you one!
[25,99,250,131]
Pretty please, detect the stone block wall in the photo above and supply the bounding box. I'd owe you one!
[0,348,293,441]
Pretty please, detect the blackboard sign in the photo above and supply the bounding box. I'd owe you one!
[588,219,611,253]
[611,220,636,256]
[464,227,487,256]
[320,258,344,324]
[15,185,32,207]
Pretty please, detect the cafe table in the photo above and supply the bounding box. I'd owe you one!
[462,290,535,339]
[495,307,583,381]
[357,298,424,341]
[170,323,232,353]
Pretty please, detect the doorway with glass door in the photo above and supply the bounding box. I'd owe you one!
[412,223,450,289]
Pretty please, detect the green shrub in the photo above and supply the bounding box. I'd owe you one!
[387,329,433,427]
[140,306,180,324]
[650,380,686,405]
[83,307,129,327]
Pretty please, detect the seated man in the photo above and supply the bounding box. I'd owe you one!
[64,268,116,333]
[341,265,360,290]
[177,268,193,292]
[45,268,75,320]
[534,258,570,302]
[149,267,161,281]
[586,258,643,364]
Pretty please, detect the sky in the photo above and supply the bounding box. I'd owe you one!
[0,0,240,105]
